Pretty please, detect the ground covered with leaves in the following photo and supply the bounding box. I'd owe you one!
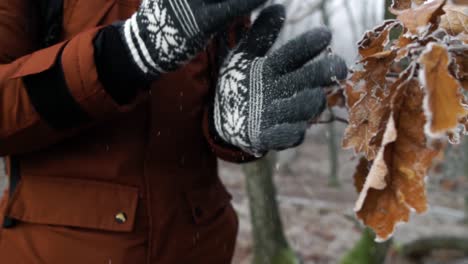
[220,127,468,264]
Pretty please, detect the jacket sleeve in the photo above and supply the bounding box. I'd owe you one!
[0,1,145,156]
[202,17,259,164]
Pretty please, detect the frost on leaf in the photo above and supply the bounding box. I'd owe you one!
[451,50,468,90]
[393,0,447,35]
[358,21,400,59]
[419,43,468,136]
[355,81,440,241]
[391,0,427,10]
[342,52,396,160]
[440,4,468,36]
[327,88,346,108]
[339,0,467,241]
[354,114,397,212]
[395,30,415,61]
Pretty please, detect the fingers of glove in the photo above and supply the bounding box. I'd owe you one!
[263,89,326,125]
[275,54,347,98]
[237,4,285,57]
[200,0,268,34]
[259,122,308,151]
[267,27,332,75]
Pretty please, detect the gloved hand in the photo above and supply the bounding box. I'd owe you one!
[213,5,348,156]
[120,0,267,78]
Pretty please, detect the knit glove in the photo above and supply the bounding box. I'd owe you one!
[120,0,266,78]
[213,5,348,156]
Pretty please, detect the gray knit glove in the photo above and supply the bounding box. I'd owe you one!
[213,5,348,156]
[120,0,266,78]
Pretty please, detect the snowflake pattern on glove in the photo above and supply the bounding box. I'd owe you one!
[214,51,266,153]
[122,0,203,76]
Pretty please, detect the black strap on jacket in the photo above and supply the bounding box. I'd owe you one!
[3,0,64,228]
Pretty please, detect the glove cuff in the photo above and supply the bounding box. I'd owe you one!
[94,23,151,104]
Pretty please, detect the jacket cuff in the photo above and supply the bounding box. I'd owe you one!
[202,108,258,163]
[93,23,151,105]
[60,27,144,122]
[22,44,92,129]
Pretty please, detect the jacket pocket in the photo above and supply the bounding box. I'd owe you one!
[185,181,232,226]
[4,176,138,232]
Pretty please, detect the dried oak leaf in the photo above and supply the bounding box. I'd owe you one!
[452,0,468,5]
[354,113,397,212]
[393,0,447,35]
[461,116,468,133]
[395,30,415,61]
[327,88,346,108]
[459,32,468,43]
[440,5,468,36]
[355,81,440,241]
[358,20,400,59]
[391,0,427,10]
[419,43,468,136]
[342,52,396,160]
[450,49,468,90]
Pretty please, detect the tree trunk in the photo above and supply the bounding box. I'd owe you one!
[319,0,340,188]
[328,120,340,187]
[340,228,392,264]
[243,153,299,264]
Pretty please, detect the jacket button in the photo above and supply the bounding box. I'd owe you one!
[115,212,127,224]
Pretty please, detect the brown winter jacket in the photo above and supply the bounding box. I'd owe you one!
[0,1,254,263]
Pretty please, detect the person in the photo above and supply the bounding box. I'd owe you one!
[0,0,347,263]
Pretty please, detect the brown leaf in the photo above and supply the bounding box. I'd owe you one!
[459,32,468,43]
[354,158,370,193]
[395,31,415,61]
[342,54,417,161]
[462,116,468,133]
[440,5,468,36]
[394,0,447,35]
[355,114,397,212]
[353,157,410,239]
[450,49,468,90]
[392,0,412,10]
[391,83,439,214]
[344,79,363,109]
[358,21,400,58]
[354,112,411,241]
[342,52,397,160]
[327,88,346,108]
[419,43,468,136]
[355,81,440,241]
[452,0,468,6]
[391,0,427,10]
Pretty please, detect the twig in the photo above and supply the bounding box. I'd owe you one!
[448,45,468,53]
[315,115,349,125]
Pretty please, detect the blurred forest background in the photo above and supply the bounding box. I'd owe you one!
[221,0,468,263]
[1,0,468,263]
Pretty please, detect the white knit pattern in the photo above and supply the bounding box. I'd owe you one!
[214,52,265,152]
[123,0,200,74]
[248,58,265,149]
